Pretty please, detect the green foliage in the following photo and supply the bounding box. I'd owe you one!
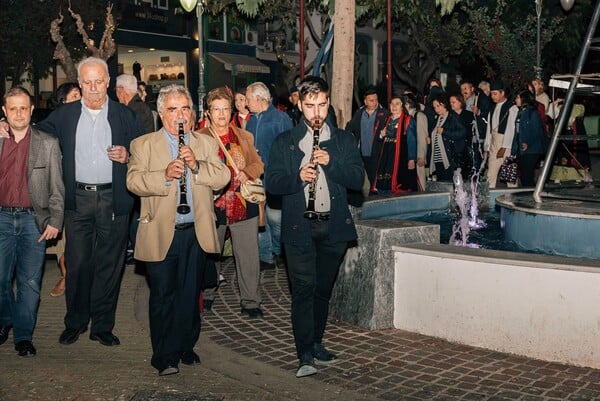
[0,0,106,97]
[436,0,462,16]
[466,0,564,93]
[234,0,265,17]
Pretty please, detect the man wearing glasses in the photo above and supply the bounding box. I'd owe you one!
[127,85,230,376]
[36,57,143,348]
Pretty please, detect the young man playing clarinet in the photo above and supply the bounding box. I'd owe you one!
[265,76,364,378]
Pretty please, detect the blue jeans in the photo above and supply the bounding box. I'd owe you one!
[0,210,45,343]
[258,205,281,263]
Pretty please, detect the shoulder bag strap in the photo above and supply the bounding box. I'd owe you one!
[207,127,240,175]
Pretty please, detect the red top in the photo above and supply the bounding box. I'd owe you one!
[214,128,247,224]
[0,128,32,208]
[232,112,251,129]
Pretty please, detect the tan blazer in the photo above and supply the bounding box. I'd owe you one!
[127,129,231,262]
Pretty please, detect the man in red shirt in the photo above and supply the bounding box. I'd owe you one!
[0,87,65,357]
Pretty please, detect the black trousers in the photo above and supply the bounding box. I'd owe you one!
[64,188,129,334]
[518,153,541,187]
[146,225,206,371]
[285,221,348,359]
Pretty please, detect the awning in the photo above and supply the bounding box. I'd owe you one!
[210,53,270,75]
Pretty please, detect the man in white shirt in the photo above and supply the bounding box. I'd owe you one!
[483,81,519,188]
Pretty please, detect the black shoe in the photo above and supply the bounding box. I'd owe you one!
[59,327,87,345]
[158,365,179,376]
[0,325,12,345]
[241,307,263,318]
[259,261,276,271]
[312,343,338,366]
[203,299,213,312]
[15,340,36,357]
[274,254,286,269]
[181,350,201,365]
[89,332,120,346]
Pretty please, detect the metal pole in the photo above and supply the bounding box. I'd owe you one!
[535,0,542,78]
[386,0,392,102]
[197,2,206,119]
[533,0,600,203]
[299,0,305,79]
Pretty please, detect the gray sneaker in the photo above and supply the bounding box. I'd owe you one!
[296,353,318,378]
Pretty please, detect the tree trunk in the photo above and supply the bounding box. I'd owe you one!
[330,1,355,129]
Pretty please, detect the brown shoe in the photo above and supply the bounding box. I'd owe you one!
[50,276,65,297]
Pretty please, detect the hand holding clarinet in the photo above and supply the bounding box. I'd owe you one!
[164,119,197,214]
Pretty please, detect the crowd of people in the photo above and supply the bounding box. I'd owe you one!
[0,56,589,379]
[344,78,564,193]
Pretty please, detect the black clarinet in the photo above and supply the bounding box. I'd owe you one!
[303,119,322,220]
[176,121,191,215]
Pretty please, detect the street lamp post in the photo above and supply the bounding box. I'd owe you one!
[180,0,206,119]
[535,0,542,79]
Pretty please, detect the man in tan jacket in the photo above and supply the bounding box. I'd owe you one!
[127,85,230,376]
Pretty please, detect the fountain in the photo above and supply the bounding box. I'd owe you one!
[449,169,486,247]
[330,186,600,369]
[330,0,600,370]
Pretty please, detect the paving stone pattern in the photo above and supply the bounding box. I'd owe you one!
[204,258,600,401]
[1,258,600,401]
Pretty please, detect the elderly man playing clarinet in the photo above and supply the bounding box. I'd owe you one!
[127,84,230,376]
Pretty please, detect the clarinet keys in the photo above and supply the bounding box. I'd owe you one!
[176,120,191,215]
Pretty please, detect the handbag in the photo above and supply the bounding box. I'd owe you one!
[208,127,266,204]
[239,178,266,204]
[499,156,519,184]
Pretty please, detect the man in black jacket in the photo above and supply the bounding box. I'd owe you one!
[344,87,388,187]
[266,76,364,378]
[36,57,143,347]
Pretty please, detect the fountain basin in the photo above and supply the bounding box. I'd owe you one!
[497,191,600,259]
[331,190,600,368]
[393,243,600,369]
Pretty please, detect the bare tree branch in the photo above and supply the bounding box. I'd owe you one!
[50,12,78,82]
[98,3,116,60]
[68,5,99,58]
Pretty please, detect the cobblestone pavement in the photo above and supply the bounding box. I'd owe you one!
[204,259,600,401]
[2,257,600,401]
[0,261,362,401]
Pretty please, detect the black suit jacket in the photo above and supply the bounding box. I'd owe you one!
[265,122,364,247]
[345,105,389,153]
[36,98,143,216]
[127,94,155,134]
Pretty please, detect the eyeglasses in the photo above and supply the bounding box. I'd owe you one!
[210,107,232,114]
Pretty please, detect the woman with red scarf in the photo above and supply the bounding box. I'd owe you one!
[199,87,265,318]
[370,94,417,194]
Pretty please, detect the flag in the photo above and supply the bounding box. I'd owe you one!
[312,20,334,77]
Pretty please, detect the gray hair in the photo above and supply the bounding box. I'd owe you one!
[116,74,138,93]
[156,84,193,113]
[77,57,109,79]
[246,82,271,103]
